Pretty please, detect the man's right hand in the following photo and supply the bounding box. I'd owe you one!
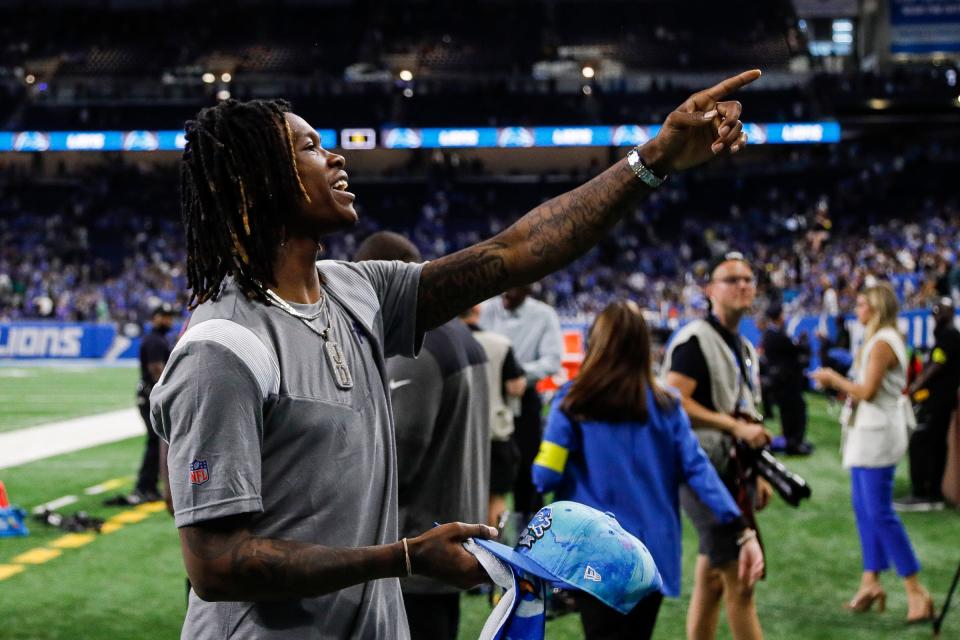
[732,419,772,448]
[738,536,765,588]
[407,522,498,589]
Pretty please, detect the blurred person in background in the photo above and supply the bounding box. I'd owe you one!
[480,284,563,521]
[354,231,490,640]
[663,252,773,640]
[460,304,527,530]
[533,300,764,640]
[898,297,960,511]
[129,303,174,504]
[151,69,759,638]
[810,284,934,623]
[760,304,813,456]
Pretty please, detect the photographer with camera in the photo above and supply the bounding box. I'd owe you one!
[664,252,772,640]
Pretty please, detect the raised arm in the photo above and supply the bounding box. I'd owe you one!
[417,69,762,330]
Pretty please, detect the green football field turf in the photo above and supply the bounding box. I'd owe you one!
[1,366,957,639]
[0,366,138,432]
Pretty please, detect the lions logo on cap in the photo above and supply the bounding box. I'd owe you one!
[517,507,552,549]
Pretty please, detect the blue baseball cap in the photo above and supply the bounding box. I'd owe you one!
[475,501,662,615]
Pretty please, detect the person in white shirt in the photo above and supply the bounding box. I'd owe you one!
[480,285,563,519]
[811,283,934,624]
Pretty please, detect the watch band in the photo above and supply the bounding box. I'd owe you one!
[626,146,667,188]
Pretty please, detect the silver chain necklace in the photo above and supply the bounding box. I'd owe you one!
[263,286,354,390]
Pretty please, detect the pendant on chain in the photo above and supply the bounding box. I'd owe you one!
[324,339,354,390]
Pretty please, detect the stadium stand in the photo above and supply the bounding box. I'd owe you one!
[2,135,957,323]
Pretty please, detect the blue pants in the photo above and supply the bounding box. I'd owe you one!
[851,466,921,577]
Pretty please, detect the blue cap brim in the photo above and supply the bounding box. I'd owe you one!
[473,538,563,584]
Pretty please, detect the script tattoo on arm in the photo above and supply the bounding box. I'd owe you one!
[417,159,649,330]
[179,517,404,601]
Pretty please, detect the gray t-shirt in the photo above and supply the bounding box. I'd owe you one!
[387,319,490,595]
[151,259,423,640]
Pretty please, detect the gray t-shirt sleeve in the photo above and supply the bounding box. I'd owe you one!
[387,352,443,492]
[355,260,425,358]
[150,341,264,528]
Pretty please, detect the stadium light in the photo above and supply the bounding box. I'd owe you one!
[582,85,593,96]
[25,74,35,85]
[399,69,413,82]
[868,98,891,110]
[217,90,231,101]
[221,72,232,83]
[581,65,595,79]
[202,73,216,84]
[402,87,414,98]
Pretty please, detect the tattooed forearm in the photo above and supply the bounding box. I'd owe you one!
[417,158,649,330]
[179,523,404,601]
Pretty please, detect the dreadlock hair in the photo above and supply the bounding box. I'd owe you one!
[180,98,312,309]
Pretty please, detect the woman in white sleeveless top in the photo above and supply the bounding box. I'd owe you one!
[811,284,933,623]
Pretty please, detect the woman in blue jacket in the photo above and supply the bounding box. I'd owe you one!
[533,300,764,639]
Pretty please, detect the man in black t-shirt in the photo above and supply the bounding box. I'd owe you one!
[131,303,175,504]
[900,298,960,509]
[664,253,772,640]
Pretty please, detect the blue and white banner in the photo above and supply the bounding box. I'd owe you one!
[0,323,138,360]
[381,122,839,149]
[0,129,338,152]
[0,122,841,153]
[890,0,960,54]
[0,309,941,362]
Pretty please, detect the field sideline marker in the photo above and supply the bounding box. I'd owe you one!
[84,477,132,495]
[0,473,166,582]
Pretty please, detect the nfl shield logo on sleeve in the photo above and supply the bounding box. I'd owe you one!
[189,459,209,486]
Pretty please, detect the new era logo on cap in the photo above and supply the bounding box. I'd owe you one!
[474,501,662,615]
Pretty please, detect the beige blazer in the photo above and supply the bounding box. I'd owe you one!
[841,327,915,468]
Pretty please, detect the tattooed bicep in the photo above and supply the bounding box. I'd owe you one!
[417,241,513,331]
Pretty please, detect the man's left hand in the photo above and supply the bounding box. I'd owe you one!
[641,69,762,175]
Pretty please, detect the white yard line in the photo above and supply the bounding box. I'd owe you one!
[0,408,144,470]
[32,495,78,514]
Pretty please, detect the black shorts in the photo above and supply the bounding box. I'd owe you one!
[680,484,750,568]
[490,439,520,495]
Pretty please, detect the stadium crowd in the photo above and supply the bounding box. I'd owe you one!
[2,140,957,326]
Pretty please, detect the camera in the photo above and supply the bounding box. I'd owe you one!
[733,411,812,508]
[736,445,812,507]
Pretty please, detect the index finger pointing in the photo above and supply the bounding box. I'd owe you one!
[703,69,762,100]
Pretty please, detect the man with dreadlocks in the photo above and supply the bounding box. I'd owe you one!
[151,70,761,639]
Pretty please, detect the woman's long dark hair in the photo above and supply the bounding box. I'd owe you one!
[180,98,311,309]
[561,300,675,423]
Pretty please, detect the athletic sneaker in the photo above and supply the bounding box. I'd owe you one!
[785,441,815,456]
[126,489,162,505]
[893,496,945,512]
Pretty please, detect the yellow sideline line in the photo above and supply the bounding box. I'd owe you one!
[0,480,167,582]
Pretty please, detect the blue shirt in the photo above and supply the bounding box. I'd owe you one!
[532,384,740,597]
